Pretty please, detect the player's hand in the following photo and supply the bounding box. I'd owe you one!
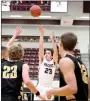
[20,0,22,3]
[50,32,54,41]
[38,25,44,34]
[66,95,76,100]
[46,90,52,99]
[14,25,22,37]
[41,0,43,4]
[38,95,46,101]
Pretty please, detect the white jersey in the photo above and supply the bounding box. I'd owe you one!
[38,58,55,87]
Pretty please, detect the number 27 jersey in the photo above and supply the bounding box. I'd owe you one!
[38,59,55,87]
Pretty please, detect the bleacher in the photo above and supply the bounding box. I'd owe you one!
[10,1,51,11]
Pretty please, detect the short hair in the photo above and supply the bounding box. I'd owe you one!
[8,44,24,60]
[60,32,77,51]
[45,48,54,56]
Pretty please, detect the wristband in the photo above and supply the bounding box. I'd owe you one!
[36,91,40,96]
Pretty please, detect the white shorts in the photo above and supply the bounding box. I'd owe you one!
[34,85,54,101]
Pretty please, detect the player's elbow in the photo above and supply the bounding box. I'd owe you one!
[69,84,77,94]
[25,80,34,88]
[25,80,30,86]
[24,79,31,87]
[39,43,43,48]
[71,87,77,94]
[39,38,44,44]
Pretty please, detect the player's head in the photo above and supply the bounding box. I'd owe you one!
[44,49,53,61]
[8,44,24,61]
[58,32,77,56]
[73,49,81,59]
[1,46,8,59]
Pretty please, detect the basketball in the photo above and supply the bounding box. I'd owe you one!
[30,5,41,17]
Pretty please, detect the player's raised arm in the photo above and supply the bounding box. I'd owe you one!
[7,25,22,47]
[50,32,58,64]
[22,64,46,101]
[38,25,44,63]
[41,0,43,4]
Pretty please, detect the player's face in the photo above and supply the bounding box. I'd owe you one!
[45,50,52,61]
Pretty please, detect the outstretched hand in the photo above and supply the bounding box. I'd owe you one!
[14,25,22,37]
[38,25,44,34]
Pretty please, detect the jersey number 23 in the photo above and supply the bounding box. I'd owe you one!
[2,65,17,79]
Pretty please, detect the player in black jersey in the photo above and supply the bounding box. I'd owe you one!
[1,26,34,101]
[46,32,88,101]
[1,26,22,63]
[74,48,90,99]
[1,44,46,101]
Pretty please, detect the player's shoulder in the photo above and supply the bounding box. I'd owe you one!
[22,63,29,69]
[23,63,28,66]
[76,58,83,64]
[14,60,24,66]
[1,58,7,63]
[59,57,74,66]
[59,57,75,70]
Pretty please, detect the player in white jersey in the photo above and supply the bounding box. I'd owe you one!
[34,25,58,100]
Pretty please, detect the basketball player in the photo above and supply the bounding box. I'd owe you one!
[1,44,46,101]
[1,25,22,63]
[74,48,90,99]
[34,25,58,100]
[1,26,23,100]
[46,32,88,101]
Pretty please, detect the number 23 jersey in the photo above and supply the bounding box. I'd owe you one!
[38,58,55,86]
[1,60,23,96]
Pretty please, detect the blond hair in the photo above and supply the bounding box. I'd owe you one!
[8,44,24,60]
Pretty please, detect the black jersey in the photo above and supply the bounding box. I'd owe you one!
[1,60,23,97]
[1,58,7,63]
[59,54,88,101]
